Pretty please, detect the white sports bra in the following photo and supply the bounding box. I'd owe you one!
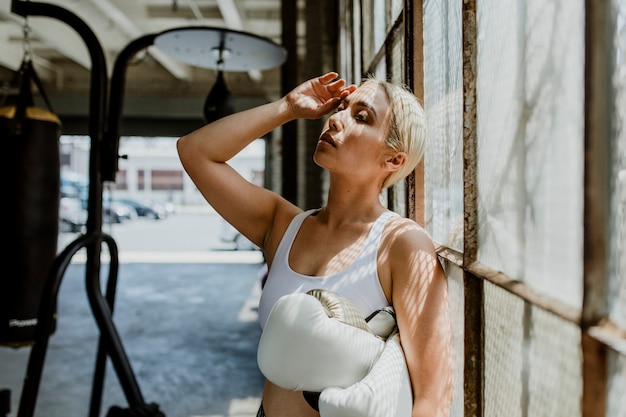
[258,209,399,329]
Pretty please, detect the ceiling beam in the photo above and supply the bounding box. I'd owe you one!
[215,0,263,82]
[1,0,191,80]
[0,20,28,71]
[87,0,191,80]
[216,0,244,29]
[0,0,91,69]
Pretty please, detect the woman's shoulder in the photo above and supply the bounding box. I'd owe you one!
[382,215,437,259]
[383,217,444,295]
[378,215,443,301]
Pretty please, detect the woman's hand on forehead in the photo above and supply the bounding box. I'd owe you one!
[319,72,357,96]
[286,72,357,120]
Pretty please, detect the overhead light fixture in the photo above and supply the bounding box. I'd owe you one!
[154,26,287,122]
[154,26,287,71]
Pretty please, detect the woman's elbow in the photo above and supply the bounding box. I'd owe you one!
[412,396,451,417]
[176,135,194,166]
[412,374,453,417]
[176,135,187,156]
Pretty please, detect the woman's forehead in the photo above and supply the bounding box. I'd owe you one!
[350,82,390,113]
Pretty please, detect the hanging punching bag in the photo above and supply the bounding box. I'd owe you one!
[0,58,62,347]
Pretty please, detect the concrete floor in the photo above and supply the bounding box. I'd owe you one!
[0,260,265,417]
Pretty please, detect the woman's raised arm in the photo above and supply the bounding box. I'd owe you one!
[176,72,356,253]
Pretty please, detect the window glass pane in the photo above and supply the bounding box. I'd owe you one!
[610,0,626,331]
[151,170,184,191]
[361,0,386,68]
[445,262,465,417]
[351,0,362,81]
[608,1,626,408]
[476,0,584,307]
[386,31,406,214]
[372,56,386,79]
[484,282,525,417]
[114,170,128,190]
[339,0,359,84]
[390,0,403,25]
[607,351,626,417]
[361,0,375,66]
[374,0,386,52]
[423,0,464,250]
[389,27,404,80]
[484,282,582,417]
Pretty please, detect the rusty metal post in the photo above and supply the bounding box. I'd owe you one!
[461,0,483,416]
[582,0,612,415]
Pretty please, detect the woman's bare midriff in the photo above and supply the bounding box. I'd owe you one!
[262,379,321,417]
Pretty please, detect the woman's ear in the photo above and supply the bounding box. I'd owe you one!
[384,152,407,172]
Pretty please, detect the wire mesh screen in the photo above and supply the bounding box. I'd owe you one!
[418,0,626,415]
[610,0,626,335]
[608,351,626,417]
[475,0,585,308]
[389,30,404,82]
[484,281,525,417]
[609,2,626,416]
[360,0,387,70]
[525,304,582,417]
[443,260,465,417]
[484,282,582,417]
[422,0,464,250]
[387,32,408,215]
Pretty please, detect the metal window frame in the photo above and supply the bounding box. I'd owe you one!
[353,0,626,416]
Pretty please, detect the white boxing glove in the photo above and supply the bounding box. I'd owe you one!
[257,290,387,392]
[318,332,412,417]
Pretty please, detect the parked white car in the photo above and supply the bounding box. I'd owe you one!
[59,196,87,233]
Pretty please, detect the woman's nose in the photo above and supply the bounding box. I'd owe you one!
[328,113,341,131]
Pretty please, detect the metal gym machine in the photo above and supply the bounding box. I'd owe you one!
[0,2,285,415]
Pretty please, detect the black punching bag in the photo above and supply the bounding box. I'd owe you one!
[0,58,62,347]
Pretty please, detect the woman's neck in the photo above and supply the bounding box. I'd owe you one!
[320,190,386,227]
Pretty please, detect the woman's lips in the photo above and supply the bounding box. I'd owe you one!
[319,132,336,147]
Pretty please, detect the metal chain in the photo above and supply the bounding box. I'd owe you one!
[22,16,32,62]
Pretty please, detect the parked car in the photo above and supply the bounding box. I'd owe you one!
[59,196,87,233]
[220,219,258,251]
[61,171,88,201]
[115,198,167,219]
[103,200,137,224]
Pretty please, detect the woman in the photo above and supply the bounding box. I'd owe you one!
[177,72,452,417]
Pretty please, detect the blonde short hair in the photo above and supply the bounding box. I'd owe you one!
[363,77,427,189]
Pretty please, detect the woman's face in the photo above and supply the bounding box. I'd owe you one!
[314,81,393,181]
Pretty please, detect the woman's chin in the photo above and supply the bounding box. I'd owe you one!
[312,152,329,168]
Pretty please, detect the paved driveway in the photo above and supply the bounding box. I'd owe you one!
[1,210,266,417]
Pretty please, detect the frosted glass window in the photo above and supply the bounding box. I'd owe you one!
[360,0,386,66]
[476,0,585,307]
[444,263,465,417]
[422,0,464,250]
[390,0,403,25]
[361,0,375,65]
[374,0,386,53]
[484,283,582,417]
[484,283,525,417]
[607,351,626,417]
[610,0,626,331]
[526,306,582,417]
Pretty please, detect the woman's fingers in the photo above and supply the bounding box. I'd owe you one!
[318,96,342,113]
[287,72,356,119]
[317,72,355,97]
[340,84,358,96]
[318,71,339,84]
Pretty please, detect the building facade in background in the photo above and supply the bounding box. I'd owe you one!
[60,135,265,207]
